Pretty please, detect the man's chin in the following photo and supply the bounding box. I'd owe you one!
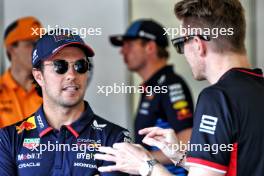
[193,73,206,81]
[60,98,83,108]
[127,66,140,72]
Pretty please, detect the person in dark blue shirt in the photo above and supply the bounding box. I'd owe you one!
[0,29,130,176]
[110,19,193,175]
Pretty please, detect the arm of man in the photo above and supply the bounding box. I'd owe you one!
[151,80,193,164]
[150,149,172,164]
[100,128,131,176]
[140,127,185,162]
[149,165,225,176]
[186,88,235,175]
[140,127,227,176]
[95,142,174,176]
[142,88,235,175]
[150,163,173,176]
[150,128,191,164]
[188,166,225,176]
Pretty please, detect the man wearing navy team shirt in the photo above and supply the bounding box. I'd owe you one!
[0,29,130,176]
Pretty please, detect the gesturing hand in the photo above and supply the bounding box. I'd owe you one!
[94,143,153,175]
[139,127,180,159]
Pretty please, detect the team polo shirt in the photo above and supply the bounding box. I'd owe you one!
[186,68,264,176]
[0,69,42,128]
[135,65,193,175]
[0,101,131,176]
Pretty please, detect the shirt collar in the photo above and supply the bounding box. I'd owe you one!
[219,68,264,82]
[35,101,94,138]
[233,68,263,78]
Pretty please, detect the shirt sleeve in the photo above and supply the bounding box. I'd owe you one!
[101,129,131,176]
[186,88,235,174]
[0,128,17,176]
[161,80,194,132]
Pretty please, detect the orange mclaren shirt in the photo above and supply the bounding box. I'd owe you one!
[0,70,42,128]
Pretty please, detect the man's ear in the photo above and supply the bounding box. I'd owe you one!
[145,41,156,55]
[193,37,207,57]
[32,68,44,87]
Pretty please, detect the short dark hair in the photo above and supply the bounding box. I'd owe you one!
[174,0,246,54]
[32,64,43,97]
[140,39,169,60]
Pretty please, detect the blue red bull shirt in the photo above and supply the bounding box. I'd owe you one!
[134,65,194,175]
[0,101,131,176]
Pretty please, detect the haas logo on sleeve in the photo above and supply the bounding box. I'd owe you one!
[199,115,218,135]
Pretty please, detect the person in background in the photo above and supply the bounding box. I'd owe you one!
[109,19,193,175]
[0,16,43,128]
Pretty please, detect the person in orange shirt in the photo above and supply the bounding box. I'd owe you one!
[0,16,43,128]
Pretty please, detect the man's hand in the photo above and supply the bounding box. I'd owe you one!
[139,127,180,159]
[94,143,153,175]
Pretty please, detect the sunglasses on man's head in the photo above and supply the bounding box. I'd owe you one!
[43,59,91,74]
[171,35,210,54]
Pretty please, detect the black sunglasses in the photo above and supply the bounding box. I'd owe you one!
[43,59,91,74]
[171,35,210,54]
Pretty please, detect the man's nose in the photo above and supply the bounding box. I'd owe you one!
[120,45,127,55]
[65,65,77,81]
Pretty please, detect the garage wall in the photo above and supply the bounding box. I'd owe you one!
[0,0,4,74]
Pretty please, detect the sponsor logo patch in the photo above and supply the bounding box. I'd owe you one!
[17,153,42,161]
[36,115,44,128]
[168,84,185,102]
[157,75,166,85]
[92,120,107,130]
[16,116,36,134]
[141,102,150,109]
[199,115,218,135]
[73,162,97,168]
[23,138,40,150]
[122,130,132,143]
[173,100,188,110]
[18,162,40,169]
[177,108,192,120]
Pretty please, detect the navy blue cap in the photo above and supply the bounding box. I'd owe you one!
[110,19,168,47]
[32,29,94,67]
